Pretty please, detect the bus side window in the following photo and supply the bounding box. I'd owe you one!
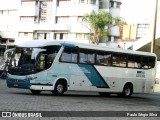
[96,51,104,65]
[71,48,78,63]
[61,48,72,62]
[47,54,55,68]
[135,56,141,69]
[142,57,148,69]
[79,49,87,63]
[148,57,155,68]
[120,54,127,67]
[112,53,120,66]
[104,53,112,66]
[96,51,111,66]
[87,50,95,64]
[60,47,78,63]
[127,55,135,68]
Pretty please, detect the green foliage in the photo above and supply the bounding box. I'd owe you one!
[83,11,124,44]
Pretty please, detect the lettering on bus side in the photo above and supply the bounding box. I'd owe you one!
[136,71,145,78]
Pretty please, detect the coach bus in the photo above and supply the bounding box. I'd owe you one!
[6,40,157,97]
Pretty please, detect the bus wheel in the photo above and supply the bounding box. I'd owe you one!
[52,81,65,96]
[120,84,133,98]
[31,90,41,95]
[99,92,111,97]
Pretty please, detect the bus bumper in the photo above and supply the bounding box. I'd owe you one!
[6,79,30,89]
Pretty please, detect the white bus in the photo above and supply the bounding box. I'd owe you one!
[6,40,157,97]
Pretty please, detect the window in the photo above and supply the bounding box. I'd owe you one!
[76,33,83,39]
[20,17,35,22]
[127,55,135,68]
[136,24,150,39]
[110,1,114,8]
[96,52,104,65]
[79,49,95,64]
[0,10,9,15]
[21,1,36,6]
[87,51,95,64]
[128,55,142,68]
[142,56,155,69]
[58,0,71,6]
[55,33,68,40]
[148,57,155,68]
[37,46,60,71]
[19,32,33,38]
[88,0,96,4]
[77,16,83,23]
[117,2,121,8]
[134,56,141,68]
[96,51,111,66]
[99,0,103,9]
[60,48,78,63]
[119,54,127,67]
[112,53,120,66]
[37,33,50,39]
[84,34,90,39]
[80,0,85,3]
[56,16,69,23]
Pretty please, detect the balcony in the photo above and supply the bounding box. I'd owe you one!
[19,6,39,16]
[52,24,70,31]
[57,4,98,16]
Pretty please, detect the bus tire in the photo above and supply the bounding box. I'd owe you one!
[99,92,111,97]
[31,90,41,95]
[52,81,65,96]
[119,84,133,98]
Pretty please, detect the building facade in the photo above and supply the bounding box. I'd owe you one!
[0,0,122,56]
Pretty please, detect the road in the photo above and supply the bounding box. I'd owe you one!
[0,79,160,120]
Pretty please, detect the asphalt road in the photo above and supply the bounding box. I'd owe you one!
[0,79,160,120]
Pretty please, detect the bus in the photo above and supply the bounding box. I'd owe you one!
[6,40,157,97]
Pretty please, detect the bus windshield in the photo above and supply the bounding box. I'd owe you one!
[8,46,60,75]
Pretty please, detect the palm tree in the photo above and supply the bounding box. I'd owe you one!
[83,11,124,44]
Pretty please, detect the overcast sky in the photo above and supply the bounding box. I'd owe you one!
[120,0,155,24]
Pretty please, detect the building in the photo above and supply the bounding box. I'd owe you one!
[118,20,152,49]
[120,24,137,40]
[0,0,18,58]
[0,0,122,55]
[109,0,122,42]
[136,22,150,39]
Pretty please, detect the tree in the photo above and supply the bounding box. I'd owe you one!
[83,11,124,44]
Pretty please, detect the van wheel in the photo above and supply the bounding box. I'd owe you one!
[119,84,133,98]
[52,81,65,96]
[31,90,41,95]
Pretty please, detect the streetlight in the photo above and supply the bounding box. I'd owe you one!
[151,0,158,53]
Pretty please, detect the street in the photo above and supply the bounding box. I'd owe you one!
[0,79,160,120]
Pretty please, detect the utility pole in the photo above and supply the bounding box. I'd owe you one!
[151,0,158,53]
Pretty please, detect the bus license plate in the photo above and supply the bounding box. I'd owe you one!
[13,84,18,87]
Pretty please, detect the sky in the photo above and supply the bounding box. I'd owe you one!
[120,0,155,24]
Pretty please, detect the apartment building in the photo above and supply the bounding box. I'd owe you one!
[0,0,122,50]
[0,0,19,59]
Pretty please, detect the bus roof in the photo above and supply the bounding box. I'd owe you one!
[16,40,156,57]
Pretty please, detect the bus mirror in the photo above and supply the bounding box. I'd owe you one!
[3,48,15,60]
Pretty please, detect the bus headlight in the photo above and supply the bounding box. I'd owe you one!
[25,77,37,81]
